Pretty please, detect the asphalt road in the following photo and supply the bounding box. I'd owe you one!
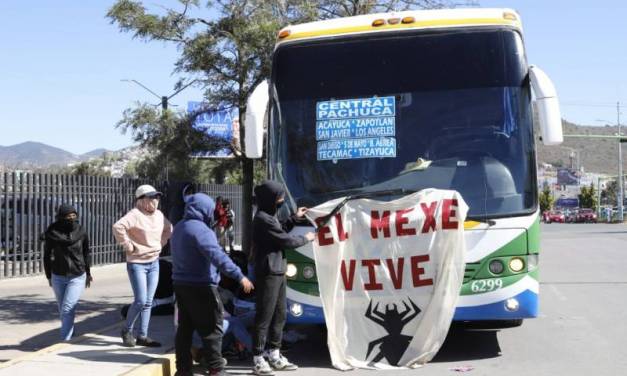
[2,224,626,375]
[226,223,627,376]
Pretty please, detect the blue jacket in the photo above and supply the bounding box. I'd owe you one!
[171,193,244,286]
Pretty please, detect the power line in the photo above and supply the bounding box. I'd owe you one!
[561,102,620,108]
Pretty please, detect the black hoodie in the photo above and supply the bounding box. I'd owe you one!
[253,181,308,275]
[43,204,91,279]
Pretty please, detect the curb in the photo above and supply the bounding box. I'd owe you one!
[0,320,121,369]
[121,352,176,376]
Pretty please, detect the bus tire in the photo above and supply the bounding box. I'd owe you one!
[496,319,523,328]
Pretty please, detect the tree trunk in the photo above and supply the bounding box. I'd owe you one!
[241,157,254,255]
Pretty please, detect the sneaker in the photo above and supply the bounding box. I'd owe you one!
[173,371,194,376]
[198,356,228,369]
[253,356,275,375]
[136,336,161,347]
[120,329,135,347]
[268,354,298,371]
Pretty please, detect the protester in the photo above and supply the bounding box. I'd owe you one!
[168,182,198,226]
[222,199,236,252]
[214,196,229,251]
[43,204,92,341]
[120,258,175,318]
[113,184,173,348]
[251,181,315,375]
[171,193,254,376]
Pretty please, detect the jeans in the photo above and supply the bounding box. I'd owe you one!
[224,315,253,350]
[174,284,224,371]
[126,260,159,338]
[253,274,286,356]
[51,273,86,341]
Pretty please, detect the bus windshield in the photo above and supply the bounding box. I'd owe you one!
[272,28,536,218]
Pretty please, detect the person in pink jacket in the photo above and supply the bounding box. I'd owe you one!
[113,184,173,347]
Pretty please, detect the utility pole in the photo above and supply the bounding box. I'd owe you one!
[122,79,198,182]
[618,101,623,222]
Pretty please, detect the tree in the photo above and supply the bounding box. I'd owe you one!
[107,0,471,253]
[539,185,553,213]
[314,0,476,18]
[601,180,618,207]
[578,183,597,211]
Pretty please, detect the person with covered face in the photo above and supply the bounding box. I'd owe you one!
[44,204,92,341]
[170,193,254,376]
[251,181,316,376]
[113,184,173,348]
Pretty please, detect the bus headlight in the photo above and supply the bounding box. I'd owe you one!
[509,257,525,272]
[286,263,298,278]
[302,266,315,279]
[290,303,303,317]
[488,260,504,274]
[505,298,519,312]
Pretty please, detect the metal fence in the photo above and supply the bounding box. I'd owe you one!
[0,172,243,279]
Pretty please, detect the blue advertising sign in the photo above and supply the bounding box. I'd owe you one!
[555,197,579,208]
[188,101,237,158]
[317,137,396,161]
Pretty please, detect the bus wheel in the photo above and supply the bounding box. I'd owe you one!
[496,319,523,328]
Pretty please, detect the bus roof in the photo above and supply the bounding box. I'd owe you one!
[276,8,522,45]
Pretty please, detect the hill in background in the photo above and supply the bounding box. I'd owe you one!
[536,120,625,175]
[0,142,109,169]
[2,119,626,176]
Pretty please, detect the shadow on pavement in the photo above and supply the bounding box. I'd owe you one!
[432,326,501,362]
[58,348,160,364]
[0,294,121,325]
[0,304,125,356]
[225,324,336,372]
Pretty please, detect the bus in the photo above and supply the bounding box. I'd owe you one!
[244,8,563,325]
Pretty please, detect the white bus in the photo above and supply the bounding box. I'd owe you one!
[244,8,563,325]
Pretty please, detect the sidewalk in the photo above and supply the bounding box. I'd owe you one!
[0,315,175,376]
[0,263,134,361]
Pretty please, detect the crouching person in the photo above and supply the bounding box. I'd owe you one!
[171,193,254,376]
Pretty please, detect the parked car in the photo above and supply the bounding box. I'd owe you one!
[563,209,578,223]
[576,208,597,223]
[546,210,565,223]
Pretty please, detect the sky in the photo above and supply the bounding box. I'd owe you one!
[1,1,626,154]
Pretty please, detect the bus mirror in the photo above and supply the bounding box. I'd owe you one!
[244,80,269,158]
[529,65,563,145]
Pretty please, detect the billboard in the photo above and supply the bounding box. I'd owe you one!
[555,197,579,208]
[188,101,238,158]
[557,168,580,186]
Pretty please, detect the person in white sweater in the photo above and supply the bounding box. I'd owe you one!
[113,184,172,347]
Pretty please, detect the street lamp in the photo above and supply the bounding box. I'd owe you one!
[121,79,199,110]
[596,111,623,221]
[561,146,580,171]
[121,78,200,181]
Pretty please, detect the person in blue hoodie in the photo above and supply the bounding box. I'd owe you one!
[171,193,254,376]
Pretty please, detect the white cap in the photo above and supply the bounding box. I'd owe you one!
[135,184,162,199]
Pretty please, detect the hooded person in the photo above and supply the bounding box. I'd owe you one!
[251,181,316,376]
[43,204,92,341]
[170,193,254,376]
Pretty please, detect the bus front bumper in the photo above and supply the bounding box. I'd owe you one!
[286,289,538,324]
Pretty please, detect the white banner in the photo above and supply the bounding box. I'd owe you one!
[306,189,468,370]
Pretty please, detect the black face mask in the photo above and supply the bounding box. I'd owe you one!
[276,201,285,209]
[60,218,76,231]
